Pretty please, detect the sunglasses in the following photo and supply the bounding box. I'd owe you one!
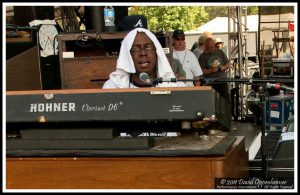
[175,37,185,41]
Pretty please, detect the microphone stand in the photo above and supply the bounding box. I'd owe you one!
[258,84,269,180]
[155,77,288,179]
[208,78,272,179]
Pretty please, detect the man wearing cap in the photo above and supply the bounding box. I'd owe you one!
[172,29,203,86]
[214,38,224,49]
[191,31,212,52]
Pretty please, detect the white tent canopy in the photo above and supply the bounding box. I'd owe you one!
[194,15,259,33]
[192,13,294,33]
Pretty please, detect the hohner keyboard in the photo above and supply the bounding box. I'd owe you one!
[6,87,234,156]
[6,87,214,123]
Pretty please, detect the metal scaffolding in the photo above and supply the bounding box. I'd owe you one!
[228,6,250,120]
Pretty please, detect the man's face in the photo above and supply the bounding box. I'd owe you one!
[215,42,223,49]
[173,36,186,51]
[130,32,157,74]
[205,39,216,54]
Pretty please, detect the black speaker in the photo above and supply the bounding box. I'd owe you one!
[40,55,61,90]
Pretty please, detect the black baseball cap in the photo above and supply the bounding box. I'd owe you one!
[118,15,148,31]
[172,29,185,38]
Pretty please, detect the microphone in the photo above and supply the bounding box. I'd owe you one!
[139,72,154,86]
[266,83,294,92]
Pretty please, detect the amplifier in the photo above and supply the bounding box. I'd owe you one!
[265,94,294,128]
[272,58,293,77]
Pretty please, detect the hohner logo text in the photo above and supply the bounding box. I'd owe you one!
[30,103,76,112]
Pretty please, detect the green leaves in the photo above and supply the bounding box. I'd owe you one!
[137,6,208,32]
[129,6,258,32]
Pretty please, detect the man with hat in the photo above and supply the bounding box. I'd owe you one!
[214,37,224,49]
[191,31,212,53]
[172,29,203,86]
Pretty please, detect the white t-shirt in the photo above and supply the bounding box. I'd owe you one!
[173,49,203,86]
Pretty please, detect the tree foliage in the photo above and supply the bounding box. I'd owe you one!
[129,6,208,32]
[205,6,258,21]
[247,6,258,15]
[204,6,228,21]
[128,6,258,32]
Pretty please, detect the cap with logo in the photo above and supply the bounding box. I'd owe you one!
[172,29,185,38]
[118,15,148,31]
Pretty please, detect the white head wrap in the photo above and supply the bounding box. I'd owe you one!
[107,28,182,88]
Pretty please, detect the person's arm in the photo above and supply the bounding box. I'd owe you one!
[176,74,186,80]
[193,76,201,86]
[218,50,231,72]
[219,60,231,72]
[202,67,217,75]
